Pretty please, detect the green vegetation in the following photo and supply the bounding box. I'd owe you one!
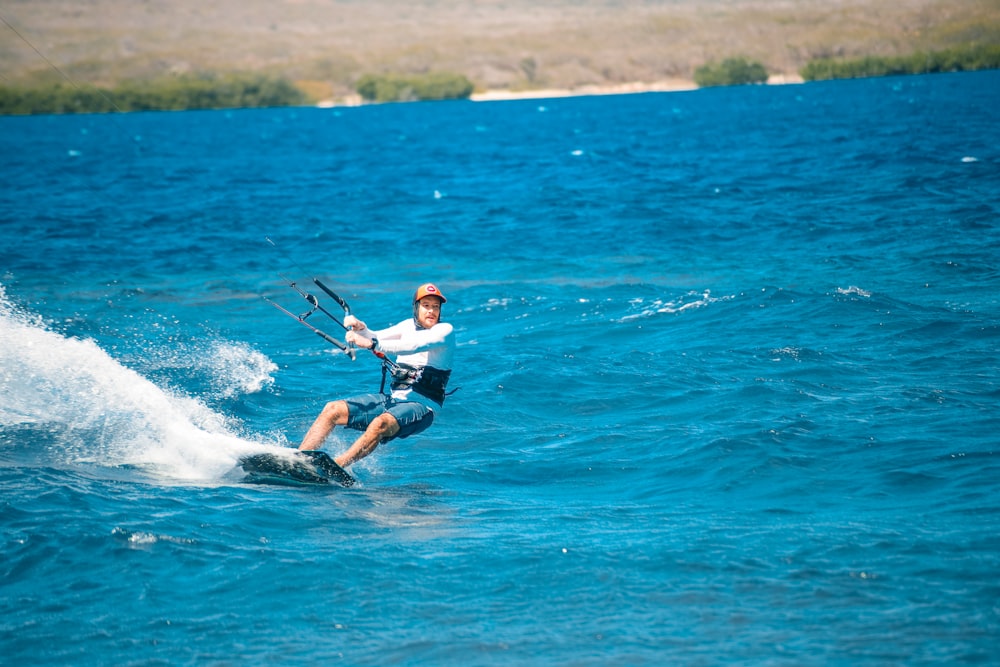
[693,57,768,87]
[355,72,474,103]
[0,72,308,115]
[801,44,1000,81]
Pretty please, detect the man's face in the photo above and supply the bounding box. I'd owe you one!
[416,296,442,328]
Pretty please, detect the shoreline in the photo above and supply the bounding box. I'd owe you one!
[469,78,699,102]
[318,74,805,107]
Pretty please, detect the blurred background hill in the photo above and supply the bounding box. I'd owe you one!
[2,0,998,102]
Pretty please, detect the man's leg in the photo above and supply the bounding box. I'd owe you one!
[299,400,350,451]
[336,412,400,468]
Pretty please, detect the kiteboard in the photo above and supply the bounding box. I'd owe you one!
[240,450,356,487]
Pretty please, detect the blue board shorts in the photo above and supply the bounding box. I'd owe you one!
[344,393,435,440]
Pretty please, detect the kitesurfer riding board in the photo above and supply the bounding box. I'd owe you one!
[239,281,455,486]
[298,283,455,468]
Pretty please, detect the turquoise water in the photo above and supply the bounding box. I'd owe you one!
[2,71,999,665]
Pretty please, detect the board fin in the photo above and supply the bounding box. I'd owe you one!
[240,450,356,487]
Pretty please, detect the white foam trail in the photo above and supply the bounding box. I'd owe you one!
[836,286,872,297]
[617,290,731,323]
[0,286,275,481]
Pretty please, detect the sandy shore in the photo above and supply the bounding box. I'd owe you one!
[469,78,699,102]
[471,74,805,102]
[318,74,804,107]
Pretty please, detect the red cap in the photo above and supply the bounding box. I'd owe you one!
[414,283,446,303]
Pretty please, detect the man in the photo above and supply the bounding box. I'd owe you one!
[298,283,455,469]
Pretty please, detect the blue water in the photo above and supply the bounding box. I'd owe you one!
[2,71,999,665]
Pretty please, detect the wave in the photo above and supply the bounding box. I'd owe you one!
[0,285,278,482]
[616,289,733,323]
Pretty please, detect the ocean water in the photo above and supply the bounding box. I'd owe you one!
[2,70,999,665]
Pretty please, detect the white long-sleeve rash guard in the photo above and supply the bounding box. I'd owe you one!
[358,319,455,409]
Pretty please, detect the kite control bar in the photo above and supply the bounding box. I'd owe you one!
[263,237,396,368]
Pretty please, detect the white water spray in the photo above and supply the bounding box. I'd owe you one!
[0,286,277,481]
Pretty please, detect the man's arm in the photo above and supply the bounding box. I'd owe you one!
[378,322,453,355]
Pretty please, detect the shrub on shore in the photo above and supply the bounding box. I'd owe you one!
[355,72,474,102]
[0,72,308,115]
[801,44,1000,81]
[694,57,768,87]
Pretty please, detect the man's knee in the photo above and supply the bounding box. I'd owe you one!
[323,400,349,424]
[369,412,400,440]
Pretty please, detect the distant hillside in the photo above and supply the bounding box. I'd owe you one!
[2,0,998,102]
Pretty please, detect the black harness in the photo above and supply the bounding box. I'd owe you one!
[379,361,453,405]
